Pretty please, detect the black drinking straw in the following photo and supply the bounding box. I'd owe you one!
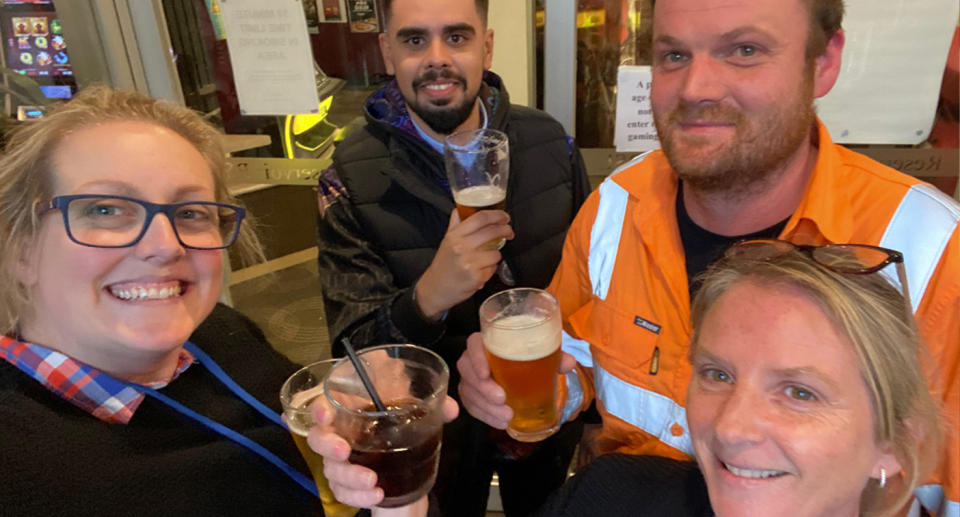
[340,336,387,412]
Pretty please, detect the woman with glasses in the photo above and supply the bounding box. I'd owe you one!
[0,86,324,515]
[314,241,943,517]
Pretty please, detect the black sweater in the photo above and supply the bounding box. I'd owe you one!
[534,454,713,517]
[0,304,322,516]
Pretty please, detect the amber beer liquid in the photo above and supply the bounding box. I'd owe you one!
[453,185,507,250]
[482,313,562,442]
[286,388,357,517]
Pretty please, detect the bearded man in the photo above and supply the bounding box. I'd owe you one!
[457,0,960,515]
[314,0,590,515]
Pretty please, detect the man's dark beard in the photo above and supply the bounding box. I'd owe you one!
[410,69,477,135]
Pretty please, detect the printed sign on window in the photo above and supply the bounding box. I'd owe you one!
[614,66,660,152]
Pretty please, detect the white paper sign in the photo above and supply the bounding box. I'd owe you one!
[816,0,959,145]
[220,0,320,115]
[614,65,660,152]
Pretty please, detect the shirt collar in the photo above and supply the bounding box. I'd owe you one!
[0,335,195,424]
[410,97,489,155]
[780,118,854,245]
[623,119,850,246]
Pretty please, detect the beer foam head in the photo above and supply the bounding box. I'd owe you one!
[483,314,560,361]
[453,185,506,208]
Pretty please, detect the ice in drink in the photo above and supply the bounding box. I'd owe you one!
[323,345,449,509]
[346,400,442,507]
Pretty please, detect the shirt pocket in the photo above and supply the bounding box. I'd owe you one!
[570,297,661,372]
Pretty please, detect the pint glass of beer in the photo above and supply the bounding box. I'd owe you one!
[280,360,359,517]
[479,288,563,442]
[324,344,449,508]
[443,128,509,250]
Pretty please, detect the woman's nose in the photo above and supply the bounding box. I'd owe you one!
[712,386,766,447]
[133,213,186,262]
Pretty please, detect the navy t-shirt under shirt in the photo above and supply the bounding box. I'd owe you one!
[676,182,789,297]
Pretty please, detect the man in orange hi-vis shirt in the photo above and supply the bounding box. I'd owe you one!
[457,0,959,515]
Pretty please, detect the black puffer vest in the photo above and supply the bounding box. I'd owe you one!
[332,78,585,365]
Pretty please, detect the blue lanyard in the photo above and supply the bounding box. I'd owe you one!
[124,341,319,499]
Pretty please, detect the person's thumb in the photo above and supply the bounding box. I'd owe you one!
[448,209,461,230]
[559,351,578,374]
[309,393,335,427]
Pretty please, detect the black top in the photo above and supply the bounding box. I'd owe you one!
[676,182,788,296]
[534,454,713,517]
[0,304,322,517]
[318,71,591,379]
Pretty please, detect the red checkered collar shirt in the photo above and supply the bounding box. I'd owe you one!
[0,335,195,424]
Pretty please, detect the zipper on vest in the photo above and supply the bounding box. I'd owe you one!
[649,346,660,375]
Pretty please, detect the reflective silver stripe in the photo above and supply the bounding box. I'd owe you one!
[560,331,591,419]
[561,370,584,423]
[878,184,960,313]
[915,484,959,517]
[587,152,652,301]
[561,330,593,368]
[589,180,629,301]
[594,364,694,455]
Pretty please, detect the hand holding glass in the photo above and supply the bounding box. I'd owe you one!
[324,345,449,508]
[280,360,359,517]
[444,128,509,251]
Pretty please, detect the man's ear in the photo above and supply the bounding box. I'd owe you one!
[483,28,494,70]
[379,32,396,76]
[813,29,844,98]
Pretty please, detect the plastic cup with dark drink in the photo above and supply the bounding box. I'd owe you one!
[280,359,359,517]
[444,128,509,251]
[323,344,449,508]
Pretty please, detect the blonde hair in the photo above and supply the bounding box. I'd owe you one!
[0,85,263,335]
[690,251,942,517]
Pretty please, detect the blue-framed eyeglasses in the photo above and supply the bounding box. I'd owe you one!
[35,194,246,250]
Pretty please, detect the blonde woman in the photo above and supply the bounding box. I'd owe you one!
[534,241,942,517]
[0,86,330,515]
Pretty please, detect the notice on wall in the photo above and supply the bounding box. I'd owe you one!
[219,0,319,115]
[318,0,347,23]
[614,66,660,152]
[347,0,379,33]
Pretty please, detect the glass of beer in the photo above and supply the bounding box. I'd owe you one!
[323,344,449,508]
[443,128,509,250]
[479,288,563,442]
[280,359,359,517]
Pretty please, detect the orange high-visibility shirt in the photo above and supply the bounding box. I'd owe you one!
[550,120,959,516]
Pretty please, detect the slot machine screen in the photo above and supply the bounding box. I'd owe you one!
[1,0,72,85]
